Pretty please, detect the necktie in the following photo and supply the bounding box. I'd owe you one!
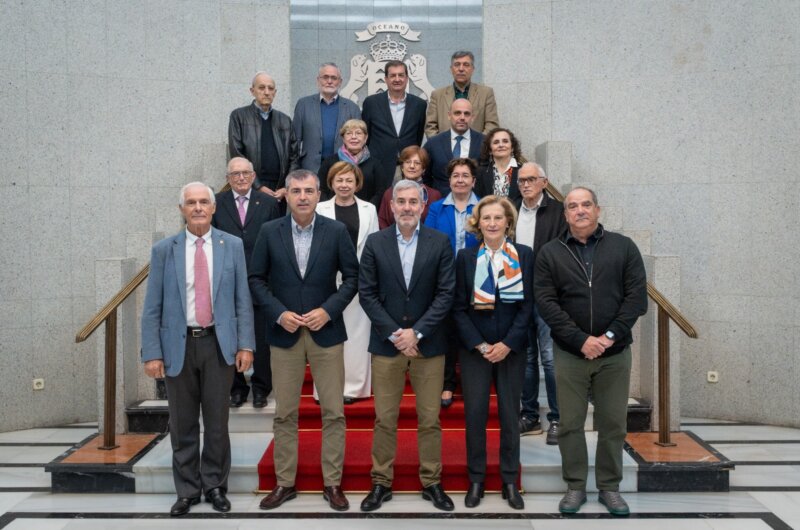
[453,135,464,158]
[236,195,247,225]
[194,238,212,327]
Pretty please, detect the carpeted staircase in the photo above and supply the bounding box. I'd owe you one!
[257,367,508,492]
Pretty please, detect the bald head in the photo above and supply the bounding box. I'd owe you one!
[250,72,277,111]
[448,98,474,134]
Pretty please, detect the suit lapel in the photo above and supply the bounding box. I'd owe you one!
[407,227,429,293]
[220,191,242,229]
[464,247,477,296]
[304,217,326,276]
[398,96,412,137]
[468,130,483,159]
[280,218,303,279]
[173,232,187,317]
[211,228,224,304]
[243,195,263,227]
[356,200,370,253]
[384,229,407,293]
[379,94,395,137]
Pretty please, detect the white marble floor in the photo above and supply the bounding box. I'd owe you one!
[0,420,798,529]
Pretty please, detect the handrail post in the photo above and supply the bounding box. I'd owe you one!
[656,306,676,447]
[99,310,119,450]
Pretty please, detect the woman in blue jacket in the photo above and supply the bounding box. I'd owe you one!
[424,158,480,408]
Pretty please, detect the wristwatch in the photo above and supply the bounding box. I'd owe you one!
[477,343,489,354]
[604,331,616,341]
[414,329,423,341]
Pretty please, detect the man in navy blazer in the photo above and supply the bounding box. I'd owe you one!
[358,179,456,512]
[249,169,359,512]
[141,182,255,516]
[424,99,484,196]
[293,63,361,173]
[361,60,427,183]
[212,157,280,408]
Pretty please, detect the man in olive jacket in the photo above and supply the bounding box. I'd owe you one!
[534,186,647,517]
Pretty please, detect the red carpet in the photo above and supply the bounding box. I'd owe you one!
[258,367,511,492]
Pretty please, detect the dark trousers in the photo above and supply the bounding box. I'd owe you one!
[460,347,525,484]
[442,317,461,393]
[231,306,271,398]
[165,332,235,498]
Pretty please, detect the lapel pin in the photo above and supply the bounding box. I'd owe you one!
[219,240,224,245]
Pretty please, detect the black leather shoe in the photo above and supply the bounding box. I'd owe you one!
[343,396,356,405]
[230,392,246,408]
[259,485,297,510]
[170,496,200,516]
[360,484,392,512]
[253,392,268,408]
[440,390,454,408]
[422,483,454,512]
[205,487,231,513]
[464,482,484,508]
[501,483,524,510]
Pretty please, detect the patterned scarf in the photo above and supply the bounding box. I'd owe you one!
[472,239,524,310]
[337,145,371,165]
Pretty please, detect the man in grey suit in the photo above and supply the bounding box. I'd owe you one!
[249,169,359,512]
[358,179,456,512]
[425,51,500,138]
[228,72,299,203]
[293,63,361,174]
[141,182,255,516]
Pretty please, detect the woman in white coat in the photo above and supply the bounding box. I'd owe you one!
[315,161,379,402]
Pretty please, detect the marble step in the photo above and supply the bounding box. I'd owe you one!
[520,431,638,493]
[133,433,272,494]
[128,399,275,434]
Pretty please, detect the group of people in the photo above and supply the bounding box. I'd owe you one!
[140,50,648,518]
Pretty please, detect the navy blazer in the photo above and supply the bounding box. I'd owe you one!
[451,244,534,354]
[248,214,359,348]
[423,128,484,196]
[359,225,455,357]
[361,91,427,182]
[212,189,280,268]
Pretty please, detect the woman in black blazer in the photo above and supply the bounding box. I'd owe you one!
[452,195,533,510]
[474,127,525,203]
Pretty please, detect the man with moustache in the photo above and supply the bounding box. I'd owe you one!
[361,60,427,183]
[425,51,499,138]
[141,182,255,516]
[534,187,647,516]
[249,169,359,512]
[293,63,361,173]
[228,71,299,204]
[358,179,456,512]
[423,98,484,196]
[212,157,280,408]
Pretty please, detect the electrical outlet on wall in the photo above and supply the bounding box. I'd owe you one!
[32,378,45,390]
[707,371,719,383]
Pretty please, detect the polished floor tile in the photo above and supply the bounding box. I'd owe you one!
[713,442,800,461]
[0,428,97,444]
[687,425,800,442]
[730,464,800,488]
[749,491,800,530]
[0,468,50,488]
[0,445,70,464]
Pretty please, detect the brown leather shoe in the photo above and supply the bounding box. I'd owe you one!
[259,485,297,510]
[323,485,350,511]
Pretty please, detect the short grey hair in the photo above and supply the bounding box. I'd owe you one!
[451,51,475,64]
[520,161,547,179]
[284,169,320,190]
[392,179,424,203]
[318,62,341,77]
[566,186,599,206]
[227,157,254,173]
[179,182,215,206]
[251,71,273,87]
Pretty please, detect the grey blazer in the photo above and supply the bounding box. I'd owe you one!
[292,94,361,173]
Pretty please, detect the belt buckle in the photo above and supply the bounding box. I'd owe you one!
[192,328,203,338]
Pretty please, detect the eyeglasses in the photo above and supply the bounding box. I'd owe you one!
[227,171,253,178]
[318,75,340,82]
[518,177,545,186]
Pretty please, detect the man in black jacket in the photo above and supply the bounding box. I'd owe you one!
[228,72,299,204]
[534,187,647,517]
[513,163,566,443]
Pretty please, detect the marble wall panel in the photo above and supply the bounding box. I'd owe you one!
[23,0,68,74]
[106,0,150,79]
[0,71,30,187]
[65,0,106,77]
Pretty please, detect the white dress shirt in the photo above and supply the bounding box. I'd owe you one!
[516,194,543,250]
[450,129,471,156]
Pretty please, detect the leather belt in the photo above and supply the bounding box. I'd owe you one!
[188,326,215,338]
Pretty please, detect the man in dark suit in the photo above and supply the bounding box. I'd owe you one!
[293,63,361,173]
[141,182,255,516]
[513,162,567,443]
[228,71,299,204]
[424,99,484,196]
[361,60,427,183]
[358,179,456,512]
[249,169,359,512]
[212,157,280,408]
